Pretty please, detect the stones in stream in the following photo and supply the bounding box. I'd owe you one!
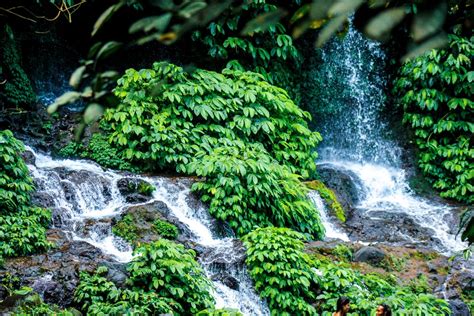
[0,229,122,308]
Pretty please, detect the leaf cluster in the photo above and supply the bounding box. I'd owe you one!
[75,240,215,315]
[393,34,473,205]
[242,227,319,316]
[0,130,51,258]
[315,261,451,316]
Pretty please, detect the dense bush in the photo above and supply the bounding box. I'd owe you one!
[0,130,51,257]
[105,62,320,177]
[191,0,303,99]
[76,240,215,314]
[104,61,323,238]
[153,218,178,239]
[188,140,324,238]
[0,25,36,108]
[243,227,318,315]
[59,133,137,171]
[315,262,451,315]
[393,34,473,204]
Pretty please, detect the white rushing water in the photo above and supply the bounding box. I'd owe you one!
[26,146,269,315]
[308,191,349,242]
[307,19,466,254]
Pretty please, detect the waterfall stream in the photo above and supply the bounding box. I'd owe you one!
[26,147,269,315]
[307,20,466,254]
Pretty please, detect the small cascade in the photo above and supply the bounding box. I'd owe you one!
[307,19,466,254]
[307,191,349,242]
[25,147,269,315]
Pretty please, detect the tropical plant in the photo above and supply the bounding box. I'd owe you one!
[153,218,178,239]
[188,140,324,238]
[0,130,51,257]
[243,227,319,315]
[127,239,215,314]
[105,62,320,177]
[393,34,473,204]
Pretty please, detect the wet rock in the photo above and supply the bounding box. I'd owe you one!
[31,191,56,209]
[115,201,194,244]
[212,273,240,291]
[448,299,470,316]
[317,165,364,210]
[0,230,109,308]
[345,210,440,248]
[353,246,386,266]
[199,239,246,266]
[21,149,36,165]
[101,261,129,288]
[117,178,154,203]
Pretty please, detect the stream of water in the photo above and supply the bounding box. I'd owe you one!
[307,20,465,254]
[26,147,269,315]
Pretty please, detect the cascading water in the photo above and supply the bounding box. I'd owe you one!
[26,147,269,315]
[307,20,465,253]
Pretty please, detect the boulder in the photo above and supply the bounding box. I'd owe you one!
[353,246,385,266]
[448,300,471,316]
[117,178,154,203]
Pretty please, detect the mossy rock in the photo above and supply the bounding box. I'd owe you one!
[112,202,180,247]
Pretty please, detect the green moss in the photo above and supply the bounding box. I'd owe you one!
[112,214,139,244]
[332,244,353,262]
[380,253,407,272]
[153,219,178,239]
[58,134,139,172]
[0,25,36,108]
[305,180,346,222]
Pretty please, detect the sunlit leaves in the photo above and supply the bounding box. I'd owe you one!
[243,227,319,315]
[393,34,474,204]
[0,130,51,257]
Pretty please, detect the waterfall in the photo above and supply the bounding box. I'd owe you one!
[306,21,466,254]
[26,146,269,315]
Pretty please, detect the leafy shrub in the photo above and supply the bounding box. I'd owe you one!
[74,266,178,315]
[191,0,303,100]
[0,130,51,257]
[111,214,139,244]
[332,244,353,262]
[104,62,320,177]
[243,227,318,316]
[305,180,346,222]
[196,308,243,316]
[393,34,474,204]
[104,62,323,238]
[137,181,155,196]
[128,240,215,314]
[0,25,36,108]
[153,218,178,239]
[58,134,138,171]
[315,262,451,316]
[188,140,324,238]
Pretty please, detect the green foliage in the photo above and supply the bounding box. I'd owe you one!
[315,262,451,316]
[0,25,36,108]
[137,181,155,196]
[58,134,137,171]
[393,34,474,204]
[12,292,75,316]
[188,140,324,238]
[127,240,215,314]
[106,62,320,176]
[0,130,51,257]
[153,218,178,239]
[74,266,178,315]
[243,227,318,316]
[305,180,346,222]
[104,62,322,238]
[381,253,407,272]
[332,244,353,262]
[191,0,303,99]
[112,214,140,245]
[196,308,243,316]
[76,239,216,315]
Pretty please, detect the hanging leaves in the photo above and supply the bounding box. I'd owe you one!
[364,7,406,41]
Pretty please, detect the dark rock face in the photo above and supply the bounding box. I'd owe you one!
[117,178,154,203]
[115,201,195,244]
[317,164,364,210]
[212,273,240,291]
[0,229,111,309]
[345,210,440,248]
[353,246,385,266]
[448,300,471,316]
[199,239,246,267]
